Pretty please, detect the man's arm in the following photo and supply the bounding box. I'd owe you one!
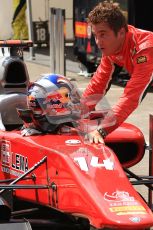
[105,48,153,134]
[83,48,153,143]
[82,56,115,143]
[83,56,115,98]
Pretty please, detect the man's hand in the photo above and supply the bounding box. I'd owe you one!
[85,129,105,144]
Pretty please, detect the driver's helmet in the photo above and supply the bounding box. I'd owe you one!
[27,74,81,133]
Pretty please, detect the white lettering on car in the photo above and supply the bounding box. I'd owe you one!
[74,156,114,172]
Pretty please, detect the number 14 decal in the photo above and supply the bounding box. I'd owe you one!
[74,156,114,172]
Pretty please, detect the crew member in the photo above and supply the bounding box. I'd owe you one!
[82,1,153,143]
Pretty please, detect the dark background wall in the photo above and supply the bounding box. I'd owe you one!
[128,0,153,31]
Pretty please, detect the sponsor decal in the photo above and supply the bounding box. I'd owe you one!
[104,191,134,202]
[104,191,147,215]
[116,211,145,216]
[129,217,141,223]
[1,140,29,177]
[65,139,81,145]
[137,56,147,64]
[109,205,146,215]
[109,205,145,212]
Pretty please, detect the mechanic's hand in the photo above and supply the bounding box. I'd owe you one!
[85,129,105,144]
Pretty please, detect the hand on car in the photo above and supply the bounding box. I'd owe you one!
[85,129,105,144]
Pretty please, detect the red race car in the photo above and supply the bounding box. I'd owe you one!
[0,40,152,230]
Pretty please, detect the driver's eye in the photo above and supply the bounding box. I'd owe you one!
[65,93,70,98]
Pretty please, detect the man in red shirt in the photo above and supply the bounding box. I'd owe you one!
[82,1,153,144]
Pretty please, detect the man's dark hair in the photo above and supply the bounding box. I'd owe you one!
[87,1,128,35]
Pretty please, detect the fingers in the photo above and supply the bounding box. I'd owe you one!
[94,135,104,144]
[85,130,105,144]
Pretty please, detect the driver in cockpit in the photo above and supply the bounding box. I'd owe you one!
[18,73,82,136]
[18,73,115,144]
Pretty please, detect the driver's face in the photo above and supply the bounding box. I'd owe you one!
[92,22,126,56]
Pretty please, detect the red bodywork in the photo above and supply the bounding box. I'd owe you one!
[0,122,152,229]
[0,39,152,229]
